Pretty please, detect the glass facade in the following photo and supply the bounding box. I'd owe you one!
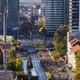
[69,0,79,31]
[7,0,19,29]
[45,0,63,33]
[0,0,6,27]
[0,0,19,35]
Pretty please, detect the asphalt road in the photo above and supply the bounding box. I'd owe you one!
[28,53,48,80]
[22,59,28,74]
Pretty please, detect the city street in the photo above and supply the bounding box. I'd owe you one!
[28,53,48,80]
[22,59,28,74]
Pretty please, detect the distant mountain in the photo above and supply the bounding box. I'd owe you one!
[20,0,40,2]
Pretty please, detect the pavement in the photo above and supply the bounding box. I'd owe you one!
[66,65,75,80]
[0,70,16,80]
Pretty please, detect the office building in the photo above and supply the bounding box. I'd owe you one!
[63,0,69,25]
[40,0,45,17]
[45,0,63,34]
[0,0,19,35]
[0,0,7,34]
[69,0,79,32]
[7,0,19,34]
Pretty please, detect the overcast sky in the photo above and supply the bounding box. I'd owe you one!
[20,0,40,2]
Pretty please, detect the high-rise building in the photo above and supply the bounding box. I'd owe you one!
[63,0,69,25]
[69,0,79,32]
[0,0,7,34]
[7,0,19,34]
[40,0,45,16]
[0,0,19,35]
[45,0,63,34]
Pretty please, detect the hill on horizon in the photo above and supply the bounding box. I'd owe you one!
[20,0,40,2]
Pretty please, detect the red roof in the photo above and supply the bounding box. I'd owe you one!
[71,45,80,53]
[69,38,78,46]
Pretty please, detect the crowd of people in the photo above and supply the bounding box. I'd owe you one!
[37,51,69,80]
[33,39,43,44]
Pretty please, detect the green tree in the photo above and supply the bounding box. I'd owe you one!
[37,18,44,29]
[74,72,80,80]
[0,53,3,65]
[75,49,80,72]
[20,21,32,34]
[8,50,17,60]
[54,25,69,57]
[7,58,16,71]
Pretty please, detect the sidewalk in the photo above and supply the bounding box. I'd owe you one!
[0,70,16,80]
[66,65,75,80]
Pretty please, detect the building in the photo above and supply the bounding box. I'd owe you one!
[40,0,45,16]
[63,0,69,25]
[69,0,79,32]
[45,0,63,35]
[0,0,19,35]
[45,0,69,35]
[0,0,7,34]
[7,0,19,35]
[67,32,80,68]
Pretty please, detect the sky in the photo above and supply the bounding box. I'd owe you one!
[20,0,40,2]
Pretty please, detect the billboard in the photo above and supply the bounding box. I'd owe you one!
[2,43,11,50]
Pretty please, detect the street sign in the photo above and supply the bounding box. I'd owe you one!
[2,43,11,50]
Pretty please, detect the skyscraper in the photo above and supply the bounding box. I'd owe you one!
[0,0,19,35]
[69,0,79,32]
[45,0,63,34]
[0,0,7,34]
[7,0,19,34]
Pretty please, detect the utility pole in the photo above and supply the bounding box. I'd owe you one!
[3,11,7,72]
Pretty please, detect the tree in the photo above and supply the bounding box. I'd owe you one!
[74,72,80,80]
[51,51,59,62]
[54,25,69,57]
[20,21,32,34]
[7,57,23,71]
[75,49,80,72]
[7,58,16,71]
[8,50,17,60]
[0,53,3,65]
[15,57,23,71]
[36,12,39,16]
[37,18,44,29]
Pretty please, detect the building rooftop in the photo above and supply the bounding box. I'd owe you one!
[69,38,78,46]
[71,45,80,53]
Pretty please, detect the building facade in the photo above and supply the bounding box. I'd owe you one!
[7,0,19,34]
[0,0,7,34]
[69,0,79,32]
[67,32,80,68]
[0,0,19,35]
[45,0,63,34]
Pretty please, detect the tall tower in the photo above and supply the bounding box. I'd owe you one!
[69,0,79,32]
[0,0,7,34]
[45,0,63,35]
[7,0,19,32]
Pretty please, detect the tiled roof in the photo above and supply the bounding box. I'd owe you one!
[71,45,80,53]
[69,38,78,46]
